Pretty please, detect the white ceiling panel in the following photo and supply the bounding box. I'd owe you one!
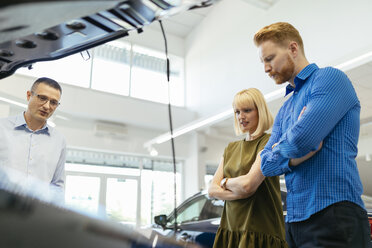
[148,18,192,37]
[146,5,213,38]
[168,11,205,27]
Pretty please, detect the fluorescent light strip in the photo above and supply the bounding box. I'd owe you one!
[335,51,372,71]
[144,87,285,147]
[0,96,68,121]
[55,115,69,121]
[145,50,372,147]
[0,97,27,108]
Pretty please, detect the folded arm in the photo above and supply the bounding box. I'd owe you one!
[208,157,251,201]
[274,69,358,159]
[289,141,323,166]
[260,108,291,177]
[223,150,265,198]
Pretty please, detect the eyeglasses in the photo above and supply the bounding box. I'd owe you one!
[31,91,60,108]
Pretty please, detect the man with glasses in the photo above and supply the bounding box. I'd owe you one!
[0,77,66,188]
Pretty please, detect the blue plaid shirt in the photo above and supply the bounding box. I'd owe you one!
[260,63,365,222]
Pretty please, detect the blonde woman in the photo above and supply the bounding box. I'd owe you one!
[208,88,287,248]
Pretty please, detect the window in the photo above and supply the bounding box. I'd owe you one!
[205,164,218,190]
[175,197,207,224]
[65,175,100,214]
[16,40,185,106]
[167,194,223,225]
[130,45,184,106]
[140,166,182,225]
[64,148,183,226]
[90,42,131,95]
[106,177,138,223]
[17,53,91,88]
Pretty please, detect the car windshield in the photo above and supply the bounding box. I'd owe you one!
[168,194,223,225]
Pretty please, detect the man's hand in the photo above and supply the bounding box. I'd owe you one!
[298,106,306,120]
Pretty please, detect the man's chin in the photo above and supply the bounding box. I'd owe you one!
[274,80,286,85]
[36,115,48,123]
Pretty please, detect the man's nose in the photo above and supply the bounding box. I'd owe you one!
[41,100,51,109]
[264,63,271,73]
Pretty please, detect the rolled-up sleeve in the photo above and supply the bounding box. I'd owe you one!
[261,107,291,177]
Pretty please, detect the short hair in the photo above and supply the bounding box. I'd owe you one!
[233,88,273,137]
[253,22,305,54]
[31,77,62,94]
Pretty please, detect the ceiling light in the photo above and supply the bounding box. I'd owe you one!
[0,96,68,121]
[366,154,371,162]
[335,51,372,71]
[144,87,285,147]
[148,146,159,157]
[144,50,372,148]
[0,96,27,108]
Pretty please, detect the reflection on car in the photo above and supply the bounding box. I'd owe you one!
[153,190,286,248]
[153,191,223,247]
[153,190,372,248]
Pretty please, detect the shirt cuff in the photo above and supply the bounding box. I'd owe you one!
[261,149,291,177]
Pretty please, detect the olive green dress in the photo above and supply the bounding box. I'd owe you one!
[213,133,287,248]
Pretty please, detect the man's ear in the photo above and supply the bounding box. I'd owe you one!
[26,90,31,101]
[288,41,299,57]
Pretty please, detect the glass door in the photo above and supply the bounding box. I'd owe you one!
[64,175,101,214]
[105,177,139,226]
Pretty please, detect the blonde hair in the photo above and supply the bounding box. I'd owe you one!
[233,88,273,137]
[253,22,305,55]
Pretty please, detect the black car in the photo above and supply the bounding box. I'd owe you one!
[153,191,223,247]
[153,190,287,248]
[154,190,372,248]
[368,211,372,240]
[0,168,196,248]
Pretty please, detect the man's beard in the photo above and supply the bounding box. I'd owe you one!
[269,55,295,85]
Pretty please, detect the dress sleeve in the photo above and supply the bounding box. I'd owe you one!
[257,134,270,151]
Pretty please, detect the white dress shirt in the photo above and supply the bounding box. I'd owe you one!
[0,113,66,188]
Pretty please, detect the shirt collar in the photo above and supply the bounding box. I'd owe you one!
[285,63,318,96]
[14,112,50,134]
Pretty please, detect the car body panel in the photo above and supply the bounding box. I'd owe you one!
[153,190,372,247]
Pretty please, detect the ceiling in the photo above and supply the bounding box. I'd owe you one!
[146,4,213,38]
[207,61,372,198]
[145,0,281,38]
[210,61,372,139]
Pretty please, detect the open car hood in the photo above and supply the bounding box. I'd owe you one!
[0,0,214,79]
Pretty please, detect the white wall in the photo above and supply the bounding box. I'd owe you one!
[126,25,185,58]
[0,103,10,117]
[3,0,372,199]
[185,0,372,116]
[183,0,372,197]
[0,74,197,157]
[0,74,196,131]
